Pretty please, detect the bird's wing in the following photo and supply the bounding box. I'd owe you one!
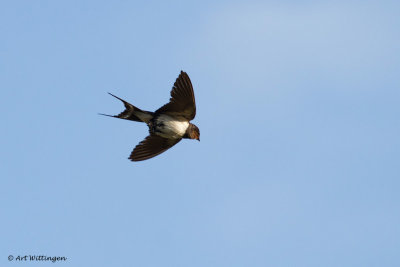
[129,134,181,161]
[155,71,196,120]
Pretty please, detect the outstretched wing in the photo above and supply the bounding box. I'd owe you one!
[129,135,181,161]
[155,71,196,120]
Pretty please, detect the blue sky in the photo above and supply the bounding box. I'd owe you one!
[1,1,399,266]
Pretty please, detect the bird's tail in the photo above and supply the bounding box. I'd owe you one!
[99,93,154,123]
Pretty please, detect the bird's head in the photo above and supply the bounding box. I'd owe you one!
[188,123,200,141]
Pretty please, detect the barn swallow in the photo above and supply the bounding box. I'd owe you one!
[101,71,200,161]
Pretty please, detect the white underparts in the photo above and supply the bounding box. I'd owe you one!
[155,114,189,139]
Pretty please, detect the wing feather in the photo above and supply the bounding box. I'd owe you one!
[155,71,196,120]
[129,135,181,161]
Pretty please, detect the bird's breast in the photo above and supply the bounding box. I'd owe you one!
[151,115,189,139]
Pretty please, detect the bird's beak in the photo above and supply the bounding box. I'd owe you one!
[197,138,200,142]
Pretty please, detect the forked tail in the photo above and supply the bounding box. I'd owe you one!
[99,93,154,123]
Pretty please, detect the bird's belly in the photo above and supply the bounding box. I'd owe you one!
[153,115,189,139]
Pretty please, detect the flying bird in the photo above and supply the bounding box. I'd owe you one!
[101,71,200,161]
